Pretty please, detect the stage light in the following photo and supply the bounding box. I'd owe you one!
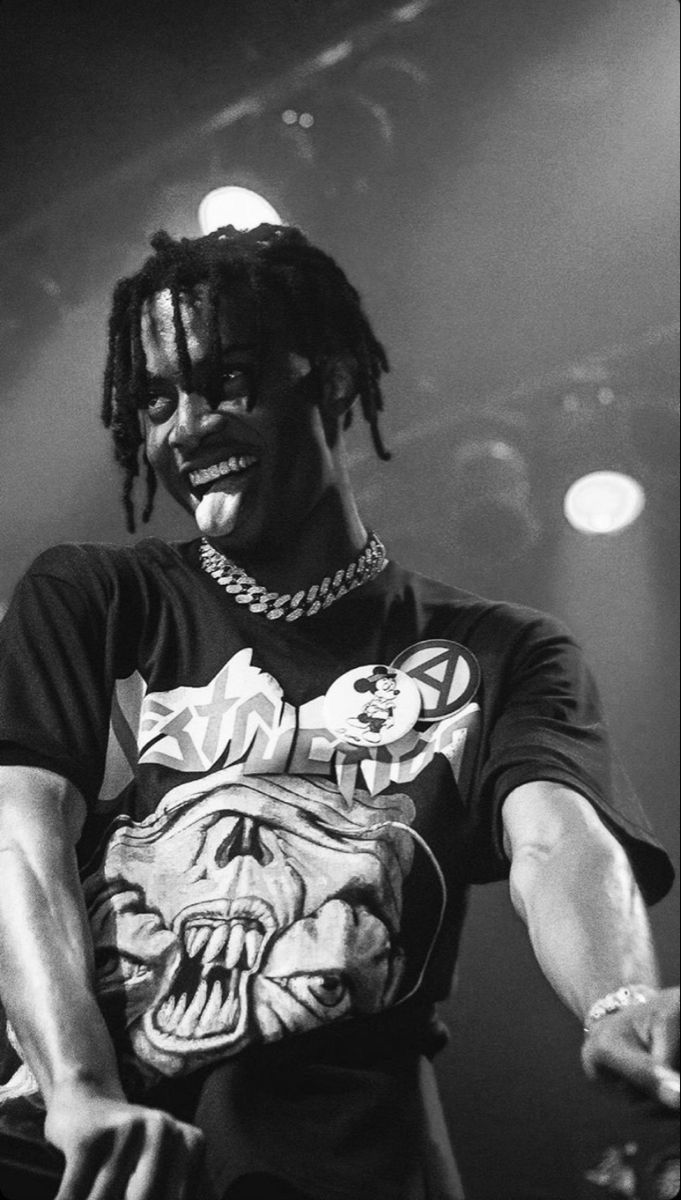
[563,471,645,534]
[198,187,283,234]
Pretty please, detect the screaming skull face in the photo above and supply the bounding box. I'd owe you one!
[83,774,416,1075]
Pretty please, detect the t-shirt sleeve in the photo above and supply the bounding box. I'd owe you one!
[470,611,674,903]
[0,546,121,801]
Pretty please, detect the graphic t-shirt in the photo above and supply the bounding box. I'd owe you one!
[0,539,672,1199]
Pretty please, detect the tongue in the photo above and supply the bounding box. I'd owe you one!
[195,482,243,537]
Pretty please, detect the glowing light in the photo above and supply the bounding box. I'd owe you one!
[597,386,616,406]
[316,41,353,69]
[563,472,645,534]
[393,0,431,22]
[281,109,298,125]
[298,112,315,129]
[198,187,283,234]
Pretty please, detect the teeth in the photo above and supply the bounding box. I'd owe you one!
[218,995,237,1028]
[195,980,224,1036]
[189,456,256,487]
[157,996,175,1027]
[156,991,188,1032]
[204,926,229,962]
[156,974,240,1040]
[225,923,246,969]
[170,992,188,1029]
[159,916,265,1040]
[218,971,241,1027]
[244,927,262,969]
[174,978,209,1039]
[186,926,212,958]
[184,918,264,970]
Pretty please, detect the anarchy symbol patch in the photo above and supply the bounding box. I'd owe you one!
[390,639,481,722]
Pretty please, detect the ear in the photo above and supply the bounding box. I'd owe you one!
[320,355,359,419]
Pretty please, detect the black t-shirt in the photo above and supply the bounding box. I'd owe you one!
[0,539,672,1199]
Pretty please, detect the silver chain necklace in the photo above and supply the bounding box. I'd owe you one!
[199,532,388,622]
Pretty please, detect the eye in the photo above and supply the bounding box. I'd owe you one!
[307,972,347,1007]
[216,366,253,411]
[144,392,177,424]
[280,971,351,1015]
[95,947,148,985]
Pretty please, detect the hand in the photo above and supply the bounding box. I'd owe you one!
[45,1081,206,1200]
[581,985,680,1109]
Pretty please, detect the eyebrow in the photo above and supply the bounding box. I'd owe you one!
[145,342,257,390]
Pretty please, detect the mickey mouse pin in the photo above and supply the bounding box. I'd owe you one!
[323,664,422,747]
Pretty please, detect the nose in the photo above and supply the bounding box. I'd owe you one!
[168,390,221,450]
[214,817,274,868]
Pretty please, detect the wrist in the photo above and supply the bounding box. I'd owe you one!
[583,984,657,1035]
[43,1052,126,1106]
[46,1072,127,1108]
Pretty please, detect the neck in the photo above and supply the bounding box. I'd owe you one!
[207,487,368,595]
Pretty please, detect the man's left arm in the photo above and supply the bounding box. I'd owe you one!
[502,780,679,1108]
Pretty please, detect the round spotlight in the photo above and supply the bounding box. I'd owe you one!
[563,471,645,534]
[198,187,283,234]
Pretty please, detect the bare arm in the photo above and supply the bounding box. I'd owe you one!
[502,781,679,1107]
[0,765,205,1200]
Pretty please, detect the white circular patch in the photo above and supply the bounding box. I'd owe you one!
[324,665,422,747]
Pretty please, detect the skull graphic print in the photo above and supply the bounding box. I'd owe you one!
[82,773,432,1077]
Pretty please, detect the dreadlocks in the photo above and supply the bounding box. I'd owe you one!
[101,224,391,532]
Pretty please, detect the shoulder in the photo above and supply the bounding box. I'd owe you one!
[386,560,575,648]
[13,538,196,611]
[22,537,191,583]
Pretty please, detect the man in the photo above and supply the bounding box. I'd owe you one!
[0,223,677,1200]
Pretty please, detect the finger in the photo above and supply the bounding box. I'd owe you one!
[123,1121,169,1200]
[86,1124,145,1200]
[652,1065,681,1110]
[126,1121,202,1200]
[640,997,680,1107]
[649,1007,680,1068]
[179,1130,208,1200]
[588,1035,676,1105]
[55,1143,107,1200]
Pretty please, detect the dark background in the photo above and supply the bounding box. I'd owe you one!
[0,2,678,1196]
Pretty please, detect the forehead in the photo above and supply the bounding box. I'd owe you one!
[141,287,232,373]
[140,283,293,375]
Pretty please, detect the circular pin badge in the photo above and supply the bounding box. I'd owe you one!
[390,640,481,722]
[323,664,422,747]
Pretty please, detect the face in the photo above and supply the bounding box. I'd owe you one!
[375,677,397,696]
[140,286,338,555]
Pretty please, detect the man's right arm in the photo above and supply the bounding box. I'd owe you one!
[0,764,205,1200]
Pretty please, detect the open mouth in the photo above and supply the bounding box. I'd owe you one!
[188,455,258,498]
[151,903,273,1044]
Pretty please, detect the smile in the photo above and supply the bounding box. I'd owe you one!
[188,455,258,489]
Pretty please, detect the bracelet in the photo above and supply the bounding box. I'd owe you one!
[583,985,652,1034]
